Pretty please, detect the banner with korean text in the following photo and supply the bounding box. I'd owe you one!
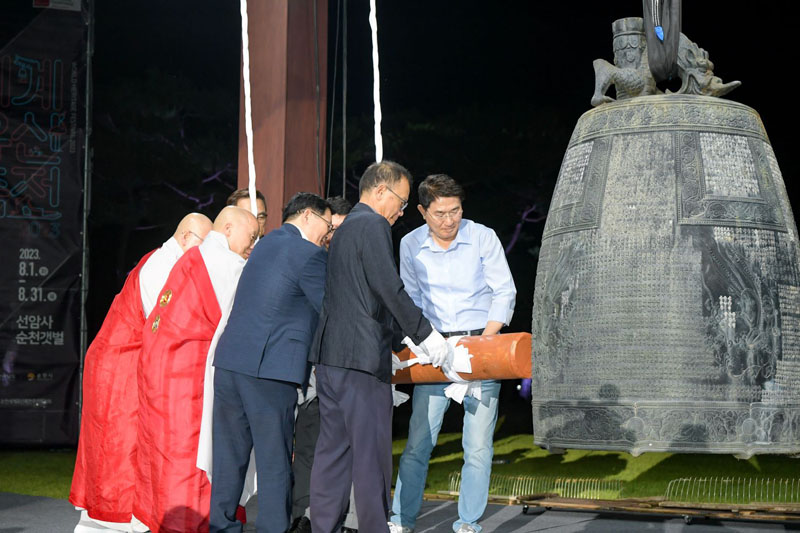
[0,6,86,444]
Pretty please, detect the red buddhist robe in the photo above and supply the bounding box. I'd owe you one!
[69,250,156,523]
[133,247,222,533]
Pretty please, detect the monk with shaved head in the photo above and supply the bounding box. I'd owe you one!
[138,213,213,317]
[71,213,212,533]
[175,212,214,251]
[212,206,260,259]
[133,206,258,533]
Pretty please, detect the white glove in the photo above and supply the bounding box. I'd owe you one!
[418,329,449,368]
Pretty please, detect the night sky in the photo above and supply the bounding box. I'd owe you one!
[4,1,798,337]
[89,0,799,173]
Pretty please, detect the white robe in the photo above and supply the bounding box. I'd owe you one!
[138,236,183,318]
[195,231,257,505]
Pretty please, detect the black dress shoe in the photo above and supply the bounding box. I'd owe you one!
[289,516,312,533]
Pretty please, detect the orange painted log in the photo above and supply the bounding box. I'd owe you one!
[391,332,532,384]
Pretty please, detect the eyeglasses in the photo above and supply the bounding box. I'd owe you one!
[385,185,408,212]
[186,230,205,242]
[426,207,463,221]
[309,210,334,234]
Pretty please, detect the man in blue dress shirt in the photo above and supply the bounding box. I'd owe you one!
[389,175,516,533]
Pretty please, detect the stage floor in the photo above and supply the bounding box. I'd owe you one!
[1,492,797,532]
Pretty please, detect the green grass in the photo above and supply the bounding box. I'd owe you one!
[0,450,77,500]
[2,437,798,502]
[393,432,800,500]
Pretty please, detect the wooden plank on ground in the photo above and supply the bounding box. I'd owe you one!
[520,497,800,522]
[660,501,800,514]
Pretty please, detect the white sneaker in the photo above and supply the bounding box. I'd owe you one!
[455,525,479,533]
[387,522,414,533]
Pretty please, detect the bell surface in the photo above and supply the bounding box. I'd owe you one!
[531,94,800,457]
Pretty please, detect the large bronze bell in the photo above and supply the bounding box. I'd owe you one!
[532,90,800,456]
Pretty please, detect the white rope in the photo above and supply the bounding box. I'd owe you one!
[240,0,258,217]
[368,0,383,162]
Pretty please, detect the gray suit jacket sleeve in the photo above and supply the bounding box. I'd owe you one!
[362,219,432,344]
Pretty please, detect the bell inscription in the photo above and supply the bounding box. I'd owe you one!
[531,95,800,457]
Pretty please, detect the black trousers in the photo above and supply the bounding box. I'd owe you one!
[293,395,359,527]
[292,397,320,520]
[310,364,392,533]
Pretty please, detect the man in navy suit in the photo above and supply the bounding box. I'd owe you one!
[209,193,333,533]
[309,161,450,533]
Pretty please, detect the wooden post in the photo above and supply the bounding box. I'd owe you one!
[238,0,328,233]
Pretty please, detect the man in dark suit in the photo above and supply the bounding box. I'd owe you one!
[290,195,355,533]
[209,193,333,533]
[309,161,450,533]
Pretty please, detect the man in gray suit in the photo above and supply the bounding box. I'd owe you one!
[309,161,450,533]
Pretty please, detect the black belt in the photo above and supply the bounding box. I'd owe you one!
[441,329,483,338]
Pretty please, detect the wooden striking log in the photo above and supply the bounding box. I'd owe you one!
[391,332,532,384]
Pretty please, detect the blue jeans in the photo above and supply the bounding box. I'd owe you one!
[390,380,501,532]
